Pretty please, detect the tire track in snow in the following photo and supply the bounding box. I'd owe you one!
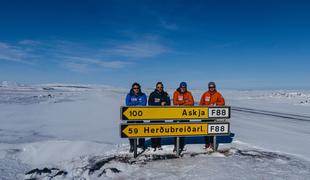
[232,106,310,122]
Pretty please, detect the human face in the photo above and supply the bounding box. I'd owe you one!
[133,86,140,94]
[156,85,163,92]
[209,86,215,91]
[180,86,186,93]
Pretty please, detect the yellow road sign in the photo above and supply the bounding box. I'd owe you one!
[120,122,230,138]
[121,106,231,120]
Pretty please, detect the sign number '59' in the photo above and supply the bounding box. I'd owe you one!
[128,128,138,134]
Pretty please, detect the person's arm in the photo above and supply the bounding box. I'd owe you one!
[216,92,225,106]
[199,93,205,105]
[125,94,133,106]
[165,93,171,106]
[173,91,182,105]
[148,92,155,106]
[185,92,194,106]
[141,94,147,106]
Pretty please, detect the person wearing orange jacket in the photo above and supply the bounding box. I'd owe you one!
[173,82,194,152]
[200,82,225,151]
[173,82,194,106]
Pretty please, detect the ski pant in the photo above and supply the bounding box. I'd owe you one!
[173,120,189,149]
[128,121,145,148]
[150,120,164,148]
[205,136,214,145]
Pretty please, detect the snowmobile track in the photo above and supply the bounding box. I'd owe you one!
[233,106,310,122]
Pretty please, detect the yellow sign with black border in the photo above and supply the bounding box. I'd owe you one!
[120,122,230,138]
[121,106,231,120]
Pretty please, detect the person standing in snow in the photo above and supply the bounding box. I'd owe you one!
[200,82,225,151]
[125,82,147,152]
[148,82,171,151]
[172,82,194,152]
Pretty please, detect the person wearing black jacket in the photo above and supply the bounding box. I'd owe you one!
[148,82,171,151]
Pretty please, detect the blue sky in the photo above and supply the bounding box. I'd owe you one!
[0,0,309,89]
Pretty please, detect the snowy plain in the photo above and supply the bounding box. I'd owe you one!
[0,81,310,179]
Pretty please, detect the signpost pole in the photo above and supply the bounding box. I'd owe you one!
[134,139,137,158]
[176,137,180,156]
[213,136,217,151]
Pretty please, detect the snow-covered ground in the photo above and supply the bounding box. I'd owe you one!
[0,82,310,179]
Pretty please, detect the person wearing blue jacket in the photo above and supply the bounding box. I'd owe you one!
[125,82,147,152]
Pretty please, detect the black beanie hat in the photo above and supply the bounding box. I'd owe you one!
[208,82,216,88]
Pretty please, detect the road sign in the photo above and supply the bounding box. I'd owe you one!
[121,106,230,120]
[120,122,230,138]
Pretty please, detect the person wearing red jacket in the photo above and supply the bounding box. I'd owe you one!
[200,82,225,151]
[173,82,194,152]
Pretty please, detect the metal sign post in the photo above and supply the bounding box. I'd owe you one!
[213,136,217,151]
[133,139,137,158]
[176,137,180,156]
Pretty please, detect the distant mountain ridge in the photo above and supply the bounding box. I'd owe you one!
[0,81,27,87]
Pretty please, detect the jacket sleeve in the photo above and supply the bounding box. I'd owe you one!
[199,93,205,105]
[185,92,194,106]
[216,92,225,106]
[165,93,171,106]
[141,94,147,106]
[125,94,133,106]
[173,91,181,105]
[148,92,155,106]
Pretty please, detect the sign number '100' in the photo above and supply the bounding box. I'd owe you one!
[129,110,143,117]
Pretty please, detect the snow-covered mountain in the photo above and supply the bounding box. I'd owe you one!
[0,84,310,179]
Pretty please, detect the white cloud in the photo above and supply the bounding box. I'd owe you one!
[63,56,131,72]
[0,42,9,48]
[1,36,170,72]
[99,60,130,68]
[159,19,178,31]
[214,42,240,48]
[101,36,170,58]
[0,42,34,64]
[0,40,131,71]
[18,40,41,46]
[64,62,90,73]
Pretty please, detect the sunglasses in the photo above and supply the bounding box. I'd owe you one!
[209,86,215,89]
[156,86,163,89]
[133,87,140,89]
